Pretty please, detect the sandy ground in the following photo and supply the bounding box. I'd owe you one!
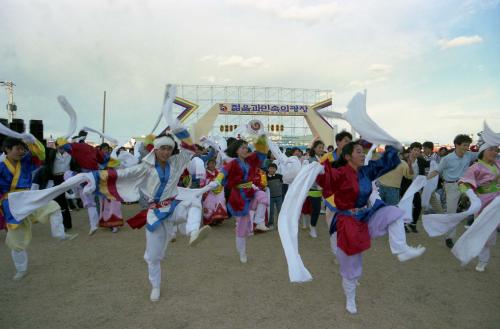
[0,204,499,329]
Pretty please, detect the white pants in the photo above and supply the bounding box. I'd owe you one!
[88,206,99,230]
[252,203,267,226]
[10,211,66,272]
[444,182,461,239]
[143,204,202,289]
[478,230,498,263]
[388,219,409,254]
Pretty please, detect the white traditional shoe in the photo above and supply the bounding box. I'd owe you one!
[309,226,318,238]
[88,227,98,236]
[255,223,269,232]
[13,271,27,281]
[346,299,357,314]
[239,253,247,264]
[189,226,211,246]
[150,288,160,302]
[62,233,79,241]
[475,261,487,272]
[397,245,426,262]
[111,227,119,233]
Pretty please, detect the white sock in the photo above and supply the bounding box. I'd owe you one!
[11,249,28,272]
[478,246,491,264]
[342,277,357,314]
[49,211,66,239]
[236,237,246,256]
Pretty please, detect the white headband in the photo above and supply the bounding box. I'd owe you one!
[153,136,175,149]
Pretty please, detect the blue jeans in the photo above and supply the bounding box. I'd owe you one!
[378,185,400,206]
[269,196,283,226]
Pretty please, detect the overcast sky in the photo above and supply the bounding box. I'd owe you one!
[1,0,499,145]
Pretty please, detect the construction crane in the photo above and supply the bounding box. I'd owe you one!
[0,80,17,122]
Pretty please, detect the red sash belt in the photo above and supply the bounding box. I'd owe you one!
[127,197,176,229]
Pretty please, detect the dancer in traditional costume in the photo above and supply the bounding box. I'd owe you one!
[91,127,211,301]
[0,132,78,281]
[87,86,211,301]
[317,141,425,313]
[458,143,499,271]
[213,122,270,263]
[279,91,425,314]
[96,142,124,233]
[201,158,228,225]
[423,122,500,271]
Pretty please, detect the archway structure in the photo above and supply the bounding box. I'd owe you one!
[176,97,335,144]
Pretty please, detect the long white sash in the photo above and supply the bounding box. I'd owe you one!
[8,173,91,222]
[421,160,439,209]
[344,91,402,149]
[397,175,427,223]
[422,189,481,237]
[452,196,500,265]
[57,95,77,139]
[278,162,324,282]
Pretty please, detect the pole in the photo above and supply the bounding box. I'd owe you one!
[102,91,106,144]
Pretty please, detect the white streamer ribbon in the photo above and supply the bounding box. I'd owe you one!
[57,95,77,139]
[422,189,481,237]
[81,126,119,146]
[452,196,500,266]
[278,162,324,282]
[344,90,402,149]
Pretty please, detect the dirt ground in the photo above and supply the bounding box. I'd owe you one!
[0,204,499,329]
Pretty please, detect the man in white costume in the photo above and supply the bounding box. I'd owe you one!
[85,127,212,301]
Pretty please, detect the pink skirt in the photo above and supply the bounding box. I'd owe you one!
[203,191,228,225]
[99,198,124,228]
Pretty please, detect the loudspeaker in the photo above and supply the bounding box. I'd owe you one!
[29,119,44,141]
[7,104,17,113]
[9,118,25,134]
